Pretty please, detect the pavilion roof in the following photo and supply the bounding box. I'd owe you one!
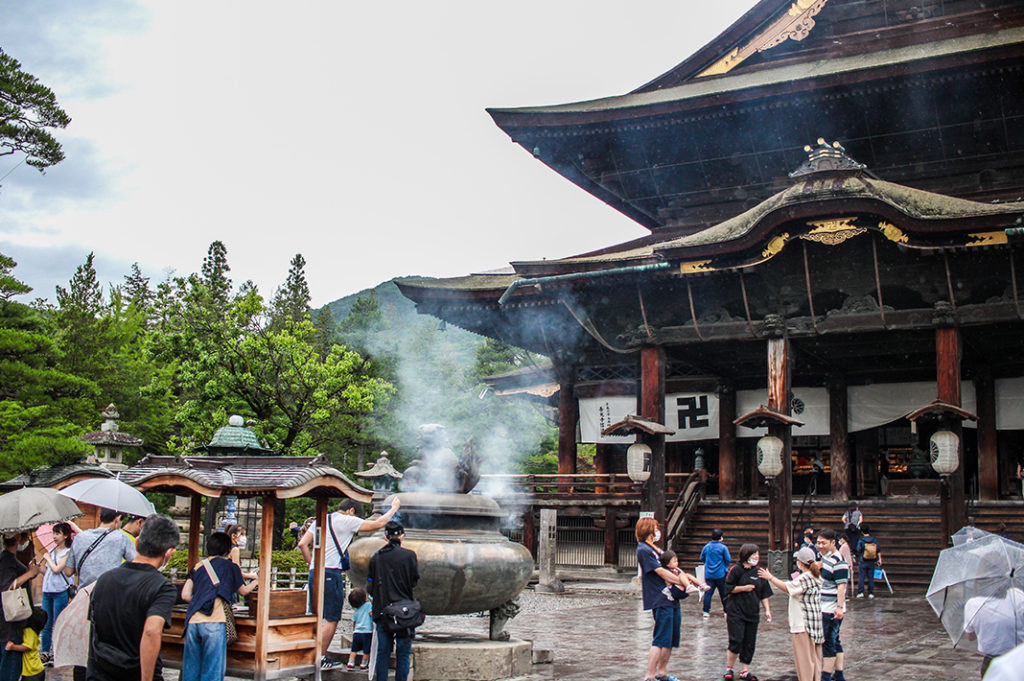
[0,464,114,493]
[119,454,373,501]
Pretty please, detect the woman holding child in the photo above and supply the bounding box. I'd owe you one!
[635,518,705,681]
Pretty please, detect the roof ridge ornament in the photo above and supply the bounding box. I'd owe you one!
[789,139,866,178]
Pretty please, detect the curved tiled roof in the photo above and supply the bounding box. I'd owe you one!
[81,430,144,447]
[0,464,114,492]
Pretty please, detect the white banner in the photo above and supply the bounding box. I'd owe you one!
[576,379,1024,443]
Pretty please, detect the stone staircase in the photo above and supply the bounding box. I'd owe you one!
[669,498,994,592]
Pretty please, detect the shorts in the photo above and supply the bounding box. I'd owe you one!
[651,606,681,649]
[323,568,344,622]
[822,612,843,657]
[351,632,372,654]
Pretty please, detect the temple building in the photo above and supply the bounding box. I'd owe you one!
[398,0,1024,585]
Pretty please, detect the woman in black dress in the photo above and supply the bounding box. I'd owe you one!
[723,543,773,681]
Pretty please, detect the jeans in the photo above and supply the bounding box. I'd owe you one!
[858,561,877,597]
[703,576,728,614]
[41,589,71,653]
[374,624,412,681]
[0,646,23,681]
[182,622,228,681]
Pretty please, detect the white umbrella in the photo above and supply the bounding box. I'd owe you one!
[0,487,84,533]
[58,478,156,517]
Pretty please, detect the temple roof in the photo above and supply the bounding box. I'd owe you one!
[0,464,114,493]
[193,415,276,455]
[120,454,372,501]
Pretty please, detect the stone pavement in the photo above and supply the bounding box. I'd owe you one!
[54,578,986,681]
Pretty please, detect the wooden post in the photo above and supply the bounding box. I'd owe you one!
[936,326,967,541]
[312,497,328,681]
[767,335,794,557]
[557,381,578,475]
[595,444,611,495]
[522,507,537,559]
[828,376,851,500]
[718,383,737,500]
[975,372,999,501]
[254,494,275,681]
[641,346,667,537]
[187,494,202,570]
[604,508,618,566]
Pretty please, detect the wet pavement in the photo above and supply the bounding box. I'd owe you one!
[54,578,986,681]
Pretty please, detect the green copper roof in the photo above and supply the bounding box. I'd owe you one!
[194,415,276,455]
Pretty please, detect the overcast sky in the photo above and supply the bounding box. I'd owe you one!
[1,1,752,307]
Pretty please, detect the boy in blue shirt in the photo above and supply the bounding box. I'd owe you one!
[700,528,731,619]
[347,588,373,670]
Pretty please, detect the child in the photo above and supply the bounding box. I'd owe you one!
[347,587,373,670]
[659,550,703,602]
[6,607,47,681]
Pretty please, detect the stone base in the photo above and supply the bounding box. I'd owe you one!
[412,633,533,681]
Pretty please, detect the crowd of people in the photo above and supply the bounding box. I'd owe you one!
[0,495,421,681]
[637,513,885,681]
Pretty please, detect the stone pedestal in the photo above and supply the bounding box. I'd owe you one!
[412,634,532,681]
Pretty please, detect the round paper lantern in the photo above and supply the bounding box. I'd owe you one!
[929,430,960,475]
[756,436,784,479]
[626,443,652,483]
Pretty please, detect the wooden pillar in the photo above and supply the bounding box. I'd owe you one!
[557,381,578,475]
[595,444,611,495]
[187,494,202,570]
[641,346,667,537]
[767,334,794,556]
[718,383,737,500]
[603,508,618,566]
[975,371,999,501]
[312,497,328,681]
[522,508,536,560]
[828,376,851,500]
[936,326,967,542]
[253,494,275,681]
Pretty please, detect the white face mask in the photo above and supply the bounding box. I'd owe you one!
[747,557,759,567]
[653,530,662,542]
[236,536,248,550]
[17,541,29,552]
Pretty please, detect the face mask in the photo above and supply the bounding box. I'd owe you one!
[653,530,661,542]
[747,558,759,567]
[237,536,248,549]
[17,541,29,552]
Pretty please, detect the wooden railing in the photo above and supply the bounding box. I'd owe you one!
[478,472,693,501]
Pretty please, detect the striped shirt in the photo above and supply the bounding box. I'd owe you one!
[820,550,849,614]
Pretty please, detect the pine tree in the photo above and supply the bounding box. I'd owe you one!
[0,49,71,171]
[201,241,232,304]
[123,262,155,316]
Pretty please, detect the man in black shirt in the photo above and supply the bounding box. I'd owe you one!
[368,521,419,681]
[87,514,179,681]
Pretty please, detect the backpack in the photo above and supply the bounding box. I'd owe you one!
[862,539,878,561]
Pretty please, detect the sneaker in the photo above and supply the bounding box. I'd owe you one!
[855,593,864,598]
[703,612,711,619]
[320,657,343,671]
[868,594,875,599]
[359,663,369,670]
[657,676,680,681]
[724,669,735,680]
[346,663,355,671]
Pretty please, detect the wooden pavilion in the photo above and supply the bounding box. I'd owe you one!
[397,0,1024,584]
[119,454,371,681]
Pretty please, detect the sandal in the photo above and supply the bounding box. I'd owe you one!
[739,673,758,681]
[724,671,734,681]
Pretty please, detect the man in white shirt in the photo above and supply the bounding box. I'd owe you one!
[299,496,400,670]
[964,587,1024,678]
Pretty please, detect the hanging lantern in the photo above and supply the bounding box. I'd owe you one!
[929,430,960,476]
[756,436,784,479]
[626,443,652,483]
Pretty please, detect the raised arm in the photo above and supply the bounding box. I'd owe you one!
[358,497,401,533]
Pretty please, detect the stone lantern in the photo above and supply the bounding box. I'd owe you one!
[80,404,143,472]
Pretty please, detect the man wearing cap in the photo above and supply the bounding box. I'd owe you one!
[368,521,419,681]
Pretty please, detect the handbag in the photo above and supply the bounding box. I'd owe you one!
[2,585,32,622]
[201,559,238,646]
[56,549,77,599]
[874,567,885,580]
[381,599,425,633]
[326,515,350,571]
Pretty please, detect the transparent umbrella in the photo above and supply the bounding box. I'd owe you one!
[58,477,155,517]
[0,487,84,533]
[926,531,1024,653]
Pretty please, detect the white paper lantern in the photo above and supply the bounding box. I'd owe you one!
[756,436,785,479]
[626,443,652,483]
[929,430,960,475]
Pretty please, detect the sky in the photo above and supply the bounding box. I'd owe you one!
[1,1,753,307]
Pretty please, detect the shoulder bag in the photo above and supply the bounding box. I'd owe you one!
[1,583,32,622]
[55,548,77,599]
[381,599,425,633]
[326,515,351,571]
[201,558,238,645]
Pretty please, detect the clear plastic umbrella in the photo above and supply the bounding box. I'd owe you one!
[58,478,155,517]
[0,487,84,533]
[926,531,1024,654]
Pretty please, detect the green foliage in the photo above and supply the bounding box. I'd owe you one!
[270,254,311,328]
[0,48,70,171]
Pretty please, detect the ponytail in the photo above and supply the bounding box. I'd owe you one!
[805,561,821,579]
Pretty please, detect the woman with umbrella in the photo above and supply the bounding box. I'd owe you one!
[37,522,73,663]
[0,533,41,681]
